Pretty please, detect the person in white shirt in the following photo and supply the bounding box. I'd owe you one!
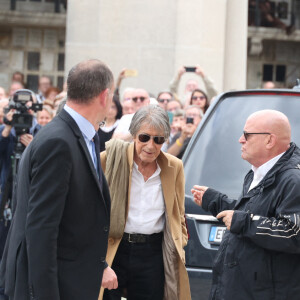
[99,105,191,300]
[113,88,150,141]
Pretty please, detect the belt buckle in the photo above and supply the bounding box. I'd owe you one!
[128,233,135,243]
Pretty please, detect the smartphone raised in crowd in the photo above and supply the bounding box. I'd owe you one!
[184,66,196,72]
[186,117,194,124]
[124,69,138,77]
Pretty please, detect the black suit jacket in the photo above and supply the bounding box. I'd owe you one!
[0,110,111,300]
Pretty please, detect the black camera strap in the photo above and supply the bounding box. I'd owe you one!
[3,116,12,126]
[0,165,13,226]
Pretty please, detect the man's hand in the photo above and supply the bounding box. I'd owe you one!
[216,210,234,230]
[2,109,15,137]
[191,185,208,206]
[181,123,197,139]
[20,134,33,147]
[116,68,126,89]
[101,266,118,290]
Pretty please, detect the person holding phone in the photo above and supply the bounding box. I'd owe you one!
[169,65,218,107]
[167,105,203,159]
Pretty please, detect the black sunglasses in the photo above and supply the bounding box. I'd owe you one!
[132,96,146,102]
[158,98,171,103]
[191,96,206,101]
[138,133,165,145]
[243,131,271,141]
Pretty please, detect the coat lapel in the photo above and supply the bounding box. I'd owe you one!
[77,136,103,190]
[126,143,134,219]
[58,110,108,214]
[157,153,175,217]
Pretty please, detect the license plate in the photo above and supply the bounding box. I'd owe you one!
[209,226,226,244]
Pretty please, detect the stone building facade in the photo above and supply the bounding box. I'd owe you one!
[0,0,299,96]
[0,0,66,92]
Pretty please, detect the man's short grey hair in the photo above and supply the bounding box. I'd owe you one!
[173,109,184,117]
[67,59,113,104]
[185,105,204,118]
[129,105,171,139]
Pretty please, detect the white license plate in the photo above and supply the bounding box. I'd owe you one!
[209,226,226,244]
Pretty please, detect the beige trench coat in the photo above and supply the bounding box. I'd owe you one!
[99,143,191,300]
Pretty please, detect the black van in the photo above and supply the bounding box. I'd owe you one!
[182,87,300,300]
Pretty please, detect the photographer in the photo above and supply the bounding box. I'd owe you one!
[167,105,203,159]
[0,91,40,261]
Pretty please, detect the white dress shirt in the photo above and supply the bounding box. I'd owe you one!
[124,162,165,234]
[248,151,285,192]
[113,113,134,135]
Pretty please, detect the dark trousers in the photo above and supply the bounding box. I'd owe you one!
[103,236,164,300]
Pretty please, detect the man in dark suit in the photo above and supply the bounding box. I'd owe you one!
[0,59,117,300]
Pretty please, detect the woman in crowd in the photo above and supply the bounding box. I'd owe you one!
[98,95,123,151]
[30,106,53,136]
[44,87,61,103]
[99,105,191,300]
[189,88,209,114]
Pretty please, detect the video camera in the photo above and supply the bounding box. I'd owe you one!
[5,89,42,136]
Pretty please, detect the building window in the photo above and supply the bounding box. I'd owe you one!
[57,76,64,90]
[27,74,39,91]
[27,52,40,71]
[276,65,286,82]
[57,53,64,71]
[263,64,286,82]
[263,64,274,81]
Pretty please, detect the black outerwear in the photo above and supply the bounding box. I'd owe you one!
[202,143,300,300]
[0,109,111,300]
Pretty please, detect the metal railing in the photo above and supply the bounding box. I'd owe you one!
[248,0,299,31]
[10,0,66,13]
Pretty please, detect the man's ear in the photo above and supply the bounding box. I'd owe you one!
[99,88,109,107]
[266,134,276,149]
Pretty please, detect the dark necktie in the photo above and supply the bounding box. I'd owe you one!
[93,133,103,187]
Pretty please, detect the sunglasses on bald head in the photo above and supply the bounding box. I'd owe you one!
[132,96,146,102]
[138,133,165,145]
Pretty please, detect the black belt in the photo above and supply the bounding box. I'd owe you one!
[122,232,163,243]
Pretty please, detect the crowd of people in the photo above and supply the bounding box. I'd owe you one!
[0,61,293,300]
[0,60,192,300]
[0,66,282,162]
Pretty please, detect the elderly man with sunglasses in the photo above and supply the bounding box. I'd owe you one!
[113,88,150,141]
[192,109,300,300]
[99,105,191,300]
